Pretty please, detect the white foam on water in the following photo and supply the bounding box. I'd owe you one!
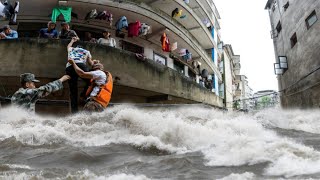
[3,164,32,170]
[217,172,255,180]
[1,106,320,177]
[0,169,151,180]
[105,173,151,180]
[67,169,152,180]
[254,108,320,134]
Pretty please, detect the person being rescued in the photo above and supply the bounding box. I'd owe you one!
[67,59,113,112]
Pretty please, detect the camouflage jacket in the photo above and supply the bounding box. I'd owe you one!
[11,80,63,111]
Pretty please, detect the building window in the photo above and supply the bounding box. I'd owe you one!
[306,10,318,29]
[276,21,282,33]
[121,41,144,54]
[153,52,167,66]
[290,33,297,48]
[283,1,289,11]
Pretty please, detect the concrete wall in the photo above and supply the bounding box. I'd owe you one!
[14,0,222,80]
[266,0,320,108]
[0,39,224,107]
[223,49,234,111]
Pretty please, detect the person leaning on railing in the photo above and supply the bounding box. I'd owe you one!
[39,21,58,39]
[0,25,18,40]
[59,22,78,40]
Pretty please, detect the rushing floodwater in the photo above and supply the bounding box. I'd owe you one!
[0,105,320,180]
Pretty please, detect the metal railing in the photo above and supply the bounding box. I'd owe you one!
[117,0,222,79]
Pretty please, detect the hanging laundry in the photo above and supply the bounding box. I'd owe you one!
[115,16,128,38]
[182,50,192,61]
[115,16,128,31]
[203,18,211,28]
[96,10,112,21]
[139,23,151,36]
[9,1,19,25]
[3,1,14,20]
[95,10,113,26]
[171,8,179,17]
[160,32,170,52]
[179,48,187,56]
[51,7,72,23]
[0,2,6,19]
[128,21,141,37]
[171,42,177,51]
[106,12,113,26]
[85,9,98,21]
[174,10,183,18]
[96,11,107,20]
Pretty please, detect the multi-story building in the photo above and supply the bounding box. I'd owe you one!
[235,75,253,111]
[222,44,240,111]
[265,0,320,108]
[253,90,279,109]
[0,0,227,112]
[223,49,254,111]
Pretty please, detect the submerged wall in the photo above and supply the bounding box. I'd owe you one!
[0,39,224,109]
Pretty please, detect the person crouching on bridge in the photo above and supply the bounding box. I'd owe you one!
[68,59,113,112]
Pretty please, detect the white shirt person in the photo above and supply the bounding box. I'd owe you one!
[97,30,116,48]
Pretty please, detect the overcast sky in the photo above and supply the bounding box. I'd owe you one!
[214,0,278,92]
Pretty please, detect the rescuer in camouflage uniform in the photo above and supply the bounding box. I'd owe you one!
[11,73,70,111]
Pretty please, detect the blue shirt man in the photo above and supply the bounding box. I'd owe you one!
[0,25,18,39]
[39,21,58,39]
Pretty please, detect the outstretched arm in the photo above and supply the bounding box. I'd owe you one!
[36,75,70,98]
[68,59,94,79]
[67,37,78,50]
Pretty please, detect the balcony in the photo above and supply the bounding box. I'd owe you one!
[0,39,224,107]
[17,0,222,80]
[233,63,241,75]
[188,0,221,36]
[144,0,220,52]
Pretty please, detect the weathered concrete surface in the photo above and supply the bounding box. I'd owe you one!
[0,39,224,108]
[266,0,320,108]
[14,0,221,79]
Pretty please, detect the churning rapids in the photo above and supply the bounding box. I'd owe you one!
[0,105,320,180]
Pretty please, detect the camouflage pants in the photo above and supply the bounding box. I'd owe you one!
[83,100,104,112]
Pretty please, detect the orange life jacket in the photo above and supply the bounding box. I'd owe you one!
[86,71,113,108]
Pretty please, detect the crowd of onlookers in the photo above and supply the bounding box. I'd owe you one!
[0,21,117,48]
[0,21,214,91]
